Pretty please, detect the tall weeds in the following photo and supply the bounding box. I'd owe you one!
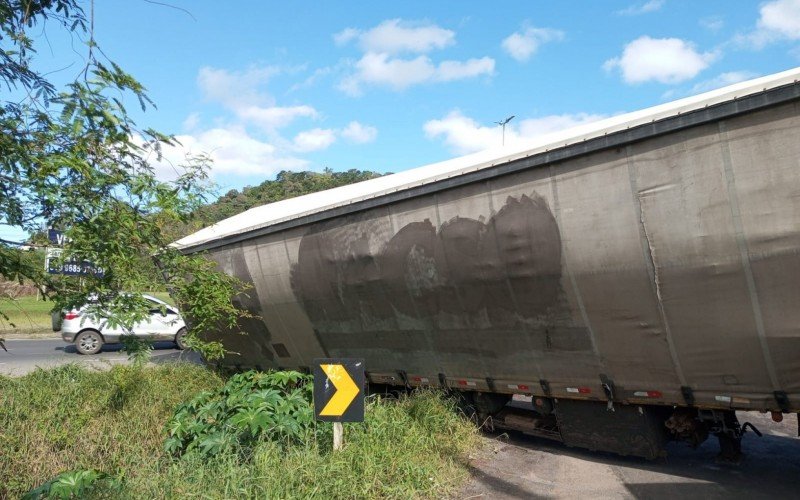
[1,364,479,499]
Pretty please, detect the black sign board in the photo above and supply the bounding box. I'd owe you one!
[47,229,70,246]
[313,358,364,422]
[45,229,103,277]
[47,259,105,277]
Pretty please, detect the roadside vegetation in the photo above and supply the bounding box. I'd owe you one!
[0,296,52,334]
[0,364,479,499]
[0,0,386,357]
[0,0,250,361]
[189,168,385,230]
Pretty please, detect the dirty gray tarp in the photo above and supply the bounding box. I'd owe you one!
[180,81,800,413]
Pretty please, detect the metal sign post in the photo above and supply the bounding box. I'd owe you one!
[313,358,364,451]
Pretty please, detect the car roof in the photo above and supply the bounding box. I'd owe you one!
[142,294,166,304]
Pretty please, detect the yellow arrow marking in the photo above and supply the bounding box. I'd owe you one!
[319,364,359,417]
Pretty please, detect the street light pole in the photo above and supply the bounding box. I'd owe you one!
[495,115,515,146]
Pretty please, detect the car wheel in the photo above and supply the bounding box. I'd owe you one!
[75,330,103,355]
[175,328,189,350]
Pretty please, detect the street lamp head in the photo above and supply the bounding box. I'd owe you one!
[495,115,515,126]
[494,115,515,146]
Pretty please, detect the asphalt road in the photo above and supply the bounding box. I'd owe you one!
[0,337,201,376]
[462,411,800,499]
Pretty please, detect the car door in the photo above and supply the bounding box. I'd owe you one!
[100,301,155,339]
[146,303,181,340]
[140,299,175,340]
[92,297,172,341]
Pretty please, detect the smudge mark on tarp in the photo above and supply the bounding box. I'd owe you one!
[379,220,439,319]
[290,192,584,355]
[489,194,563,321]
[437,217,487,316]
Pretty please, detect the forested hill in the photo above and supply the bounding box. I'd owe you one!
[194,168,386,227]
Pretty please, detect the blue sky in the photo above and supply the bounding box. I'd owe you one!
[27,0,800,193]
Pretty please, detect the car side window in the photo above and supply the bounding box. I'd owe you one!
[147,299,166,315]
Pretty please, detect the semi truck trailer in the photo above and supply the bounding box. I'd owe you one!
[173,67,800,460]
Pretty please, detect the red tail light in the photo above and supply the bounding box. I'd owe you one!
[64,311,80,320]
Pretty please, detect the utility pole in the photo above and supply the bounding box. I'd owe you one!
[495,115,515,146]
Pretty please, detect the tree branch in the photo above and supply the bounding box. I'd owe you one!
[0,237,27,246]
[142,0,197,21]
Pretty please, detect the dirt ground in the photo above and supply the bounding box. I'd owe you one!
[459,411,800,499]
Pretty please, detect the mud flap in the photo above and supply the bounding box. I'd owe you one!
[555,399,669,459]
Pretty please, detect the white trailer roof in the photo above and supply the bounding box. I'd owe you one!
[173,66,800,251]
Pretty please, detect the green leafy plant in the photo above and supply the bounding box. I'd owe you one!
[119,334,153,367]
[187,168,386,232]
[0,1,249,359]
[23,469,123,499]
[2,365,480,498]
[164,370,314,457]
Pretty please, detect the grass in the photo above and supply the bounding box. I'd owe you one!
[0,295,53,333]
[0,364,480,498]
[0,291,175,335]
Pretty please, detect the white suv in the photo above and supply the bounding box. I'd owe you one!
[55,294,188,355]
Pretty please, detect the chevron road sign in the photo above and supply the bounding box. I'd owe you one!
[313,358,364,423]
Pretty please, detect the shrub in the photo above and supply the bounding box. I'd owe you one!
[0,363,222,498]
[4,365,480,499]
[22,469,123,500]
[164,370,314,457]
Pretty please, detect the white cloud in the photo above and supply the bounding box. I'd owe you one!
[333,27,359,46]
[340,52,494,95]
[336,76,363,97]
[502,26,565,62]
[336,19,494,95]
[603,36,717,84]
[346,53,436,92]
[743,0,800,48]
[180,64,381,179]
[335,19,455,54]
[341,121,377,143]
[197,65,320,132]
[197,66,278,108]
[689,71,759,93]
[661,70,760,99]
[435,57,496,81]
[236,105,318,131]
[289,66,333,92]
[759,0,800,39]
[424,110,606,155]
[517,113,607,138]
[151,119,380,178]
[182,112,200,131]
[144,127,308,180]
[618,0,665,16]
[424,111,500,154]
[699,16,724,33]
[293,128,337,152]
